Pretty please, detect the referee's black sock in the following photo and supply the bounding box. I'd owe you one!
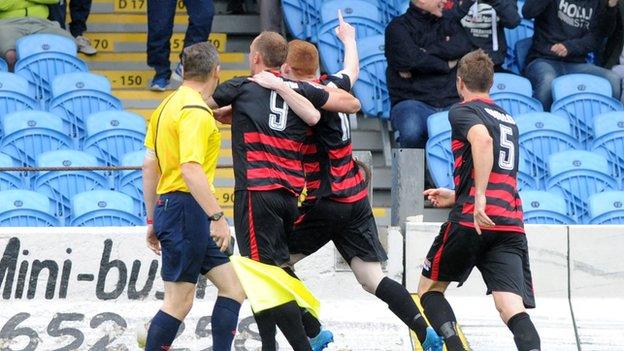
[253,310,277,351]
[272,301,312,351]
[420,291,466,351]
[374,277,429,343]
[507,312,541,351]
[282,266,322,338]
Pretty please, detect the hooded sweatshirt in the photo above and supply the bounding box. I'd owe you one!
[0,0,59,20]
[523,0,616,63]
[385,2,473,108]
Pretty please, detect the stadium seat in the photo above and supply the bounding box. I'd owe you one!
[16,34,78,59]
[282,0,321,41]
[492,92,543,116]
[591,111,624,187]
[0,153,23,190]
[1,110,72,167]
[0,72,37,120]
[362,0,409,23]
[317,0,384,73]
[0,58,7,72]
[551,91,623,148]
[70,190,143,226]
[517,157,539,191]
[551,74,613,101]
[33,150,109,220]
[0,189,60,227]
[520,190,575,224]
[118,150,145,216]
[49,72,122,140]
[516,112,582,188]
[425,111,454,189]
[588,191,624,224]
[491,73,533,96]
[546,150,618,223]
[514,37,532,74]
[504,19,534,73]
[83,111,146,166]
[352,35,390,118]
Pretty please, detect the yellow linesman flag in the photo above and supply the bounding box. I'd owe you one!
[229,256,321,319]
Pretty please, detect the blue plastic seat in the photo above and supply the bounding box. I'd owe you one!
[491,73,533,96]
[0,58,7,72]
[16,34,78,60]
[0,189,59,227]
[70,190,143,226]
[0,153,22,190]
[546,150,617,223]
[83,111,146,166]
[0,72,37,120]
[491,92,544,116]
[352,35,390,118]
[504,19,534,73]
[517,157,539,191]
[317,0,384,74]
[1,110,72,167]
[552,74,613,101]
[514,37,532,74]
[425,111,454,189]
[33,150,109,221]
[282,0,321,41]
[118,150,145,217]
[362,0,409,23]
[588,191,624,224]
[49,72,122,140]
[519,190,575,224]
[516,112,582,188]
[591,111,624,187]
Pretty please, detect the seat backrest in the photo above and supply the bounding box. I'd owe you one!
[491,92,544,116]
[282,0,322,40]
[516,112,573,136]
[1,110,65,135]
[352,35,390,118]
[589,191,624,224]
[515,37,532,73]
[362,0,409,23]
[51,72,112,98]
[520,190,574,224]
[591,111,624,183]
[425,111,454,189]
[491,73,533,96]
[85,110,146,137]
[37,149,99,168]
[551,93,624,147]
[0,58,7,72]
[83,111,146,165]
[552,74,613,101]
[70,190,142,226]
[517,157,539,190]
[0,72,31,95]
[16,34,77,60]
[592,111,624,139]
[548,150,610,177]
[0,152,22,190]
[0,189,59,226]
[118,150,145,216]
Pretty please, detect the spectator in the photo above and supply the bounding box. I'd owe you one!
[523,0,621,109]
[449,0,521,71]
[601,0,624,86]
[48,0,97,55]
[147,0,214,91]
[0,0,75,71]
[385,0,473,148]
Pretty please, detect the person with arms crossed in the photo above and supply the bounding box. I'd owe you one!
[206,31,361,351]
[282,13,443,351]
[141,42,245,351]
[418,50,540,351]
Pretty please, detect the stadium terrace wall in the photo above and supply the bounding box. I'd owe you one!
[406,223,624,351]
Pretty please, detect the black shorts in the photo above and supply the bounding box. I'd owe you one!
[153,192,229,284]
[422,222,535,308]
[234,189,298,266]
[289,197,388,263]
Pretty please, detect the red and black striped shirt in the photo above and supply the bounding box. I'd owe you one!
[448,98,524,233]
[212,75,329,196]
[303,74,368,204]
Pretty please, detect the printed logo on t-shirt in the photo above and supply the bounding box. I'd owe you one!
[558,0,594,29]
[461,3,497,38]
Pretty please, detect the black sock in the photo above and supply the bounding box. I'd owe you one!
[211,296,241,351]
[272,301,312,351]
[507,312,541,351]
[374,277,429,343]
[420,291,466,351]
[145,310,181,351]
[282,267,322,338]
[254,310,277,351]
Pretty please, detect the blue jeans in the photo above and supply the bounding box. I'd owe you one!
[147,0,214,81]
[525,58,623,110]
[48,0,92,37]
[390,100,446,148]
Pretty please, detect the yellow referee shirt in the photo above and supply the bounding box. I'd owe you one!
[144,85,221,195]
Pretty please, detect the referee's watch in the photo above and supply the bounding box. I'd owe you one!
[209,211,225,221]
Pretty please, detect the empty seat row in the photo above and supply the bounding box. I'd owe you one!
[0,189,143,227]
[520,190,624,224]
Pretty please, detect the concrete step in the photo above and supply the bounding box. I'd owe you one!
[95,69,248,90]
[91,0,236,15]
[82,32,227,53]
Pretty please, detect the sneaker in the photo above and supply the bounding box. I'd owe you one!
[136,320,149,348]
[171,62,183,82]
[149,77,169,91]
[75,35,97,55]
[309,328,334,351]
[421,326,444,351]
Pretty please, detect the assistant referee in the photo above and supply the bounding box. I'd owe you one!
[141,42,245,351]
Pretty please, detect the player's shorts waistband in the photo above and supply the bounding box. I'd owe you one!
[157,191,203,214]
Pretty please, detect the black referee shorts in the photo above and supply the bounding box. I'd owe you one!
[422,222,535,308]
[233,189,298,266]
[289,197,388,264]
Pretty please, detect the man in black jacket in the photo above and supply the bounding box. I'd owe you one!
[523,0,621,109]
[385,0,473,148]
